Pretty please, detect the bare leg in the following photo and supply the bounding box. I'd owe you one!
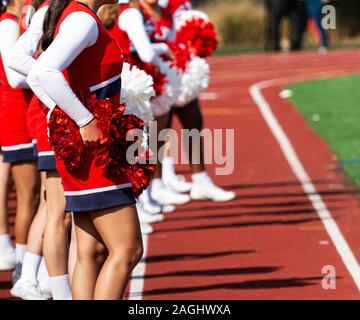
[151,114,170,179]
[72,213,107,300]
[91,204,143,300]
[26,172,47,255]
[172,99,205,174]
[12,162,39,245]
[0,153,10,235]
[68,214,77,285]
[43,171,70,276]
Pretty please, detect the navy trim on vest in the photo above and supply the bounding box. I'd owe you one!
[93,77,121,100]
[38,155,57,172]
[65,186,135,213]
[2,147,37,164]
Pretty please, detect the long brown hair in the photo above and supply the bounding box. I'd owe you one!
[31,0,46,11]
[39,0,72,51]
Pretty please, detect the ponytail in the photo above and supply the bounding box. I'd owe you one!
[39,0,72,51]
[31,0,46,11]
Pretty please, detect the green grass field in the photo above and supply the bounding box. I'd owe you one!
[287,74,360,187]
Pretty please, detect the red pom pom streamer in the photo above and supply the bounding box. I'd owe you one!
[175,17,218,60]
[48,94,154,197]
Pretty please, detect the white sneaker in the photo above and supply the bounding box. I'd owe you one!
[151,185,190,206]
[0,247,16,271]
[163,174,192,193]
[11,278,49,300]
[161,204,176,213]
[190,177,236,202]
[139,191,162,215]
[137,204,164,224]
[38,281,52,300]
[140,223,154,235]
[140,192,176,214]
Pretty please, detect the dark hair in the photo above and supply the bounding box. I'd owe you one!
[0,0,9,14]
[39,0,72,51]
[31,0,46,11]
[98,4,119,30]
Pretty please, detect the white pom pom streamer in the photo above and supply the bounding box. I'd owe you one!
[121,62,155,124]
[151,59,181,117]
[175,10,209,30]
[174,57,210,107]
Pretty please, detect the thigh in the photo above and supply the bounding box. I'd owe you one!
[45,171,66,216]
[90,205,142,255]
[73,213,106,259]
[11,162,38,197]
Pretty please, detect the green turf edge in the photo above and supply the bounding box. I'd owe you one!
[286,74,360,188]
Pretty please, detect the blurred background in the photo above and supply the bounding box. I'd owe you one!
[193,0,360,54]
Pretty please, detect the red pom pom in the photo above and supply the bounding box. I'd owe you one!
[175,18,218,59]
[48,93,154,197]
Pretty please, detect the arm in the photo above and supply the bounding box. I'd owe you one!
[27,11,98,127]
[119,8,169,64]
[8,6,48,76]
[0,19,29,89]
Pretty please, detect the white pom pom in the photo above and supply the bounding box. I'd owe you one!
[176,10,209,30]
[121,62,155,124]
[174,57,210,107]
[151,59,181,117]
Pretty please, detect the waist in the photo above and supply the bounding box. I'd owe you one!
[71,73,122,101]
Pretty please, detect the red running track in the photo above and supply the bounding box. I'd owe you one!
[3,49,360,300]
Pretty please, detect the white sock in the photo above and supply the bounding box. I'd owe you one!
[162,157,176,177]
[50,274,72,300]
[0,234,13,253]
[37,258,49,285]
[192,171,209,184]
[21,252,42,282]
[15,244,27,264]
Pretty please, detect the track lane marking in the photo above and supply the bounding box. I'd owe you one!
[250,78,360,291]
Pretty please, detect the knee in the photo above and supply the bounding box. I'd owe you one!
[109,242,143,271]
[46,211,71,230]
[77,242,107,264]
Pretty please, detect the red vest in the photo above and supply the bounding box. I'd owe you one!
[54,1,123,98]
[0,13,31,100]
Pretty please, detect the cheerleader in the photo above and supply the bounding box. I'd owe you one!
[101,0,189,210]
[0,0,40,287]
[137,0,191,206]
[0,67,13,272]
[8,0,72,300]
[159,0,236,202]
[27,0,146,299]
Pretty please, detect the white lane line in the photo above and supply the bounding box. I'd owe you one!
[250,79,360,291]
[128,234,148,300]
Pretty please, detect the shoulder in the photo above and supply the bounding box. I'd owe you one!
[120,7,143,20]
[0,16,18,32]
[60,11,98,32]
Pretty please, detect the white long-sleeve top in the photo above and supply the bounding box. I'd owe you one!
[0,17,29,89]
[8,5,48,77]
[27,11,97,127]
[118,8,169,64]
